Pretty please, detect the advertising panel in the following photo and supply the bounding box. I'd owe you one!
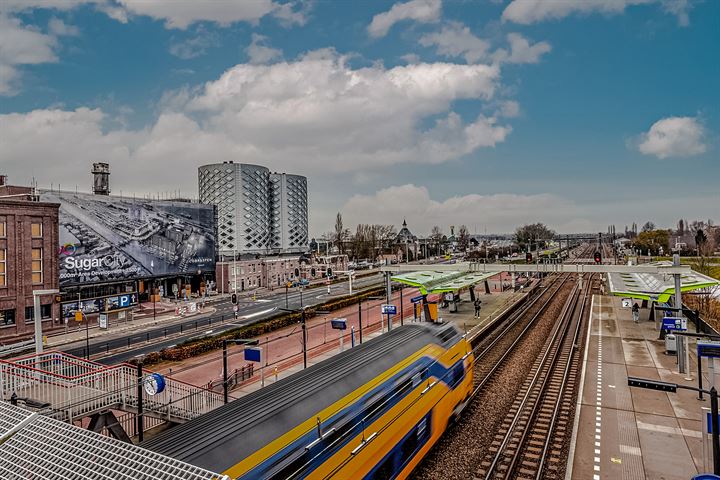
[41,191,216,286]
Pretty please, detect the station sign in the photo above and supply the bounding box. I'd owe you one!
[244,347,262,363]
[381,304,397,315]
[621,299,632,308]
[662,316,687,332]
[410,295,424,304]
[331,318,347,330]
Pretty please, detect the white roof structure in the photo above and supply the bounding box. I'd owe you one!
[606,261,719,302]
[0,402,228,480]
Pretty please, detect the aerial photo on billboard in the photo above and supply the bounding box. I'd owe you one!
[41,191,216,286]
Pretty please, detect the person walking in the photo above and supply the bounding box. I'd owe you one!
[632,302,640,323]
[474,299,482,319]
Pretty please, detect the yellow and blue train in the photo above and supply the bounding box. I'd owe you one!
[144,323,474,479]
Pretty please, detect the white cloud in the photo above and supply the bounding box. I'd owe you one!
[419,21,490,63]
[115,0,276,29]
[0,14,58,95]
[637,116,706,159]
[493,33,551,64]
[169,28,219,59]
[497,100,520,118]
[245,34,282,64]
[342,184,582,233]
[368,0,441,38]
[502,0,692,26]
[1,51,511,194]
[48,18,80,36]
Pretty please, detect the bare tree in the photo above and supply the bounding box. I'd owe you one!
[458,225,470,253]
[334,212,348,255]
[430,226,443,256]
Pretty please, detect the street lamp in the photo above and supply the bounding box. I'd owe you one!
[222,338,258,404]
[32,289,59,355]
[278,306,310,370]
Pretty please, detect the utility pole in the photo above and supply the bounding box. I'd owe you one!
[358,299,363,344]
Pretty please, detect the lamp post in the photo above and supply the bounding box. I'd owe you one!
[32,289,59,355]
[222,338,259,404]
[279,306,309,369]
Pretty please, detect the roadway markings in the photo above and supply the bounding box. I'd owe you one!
[239,307,277,320]
[593,296,603,480]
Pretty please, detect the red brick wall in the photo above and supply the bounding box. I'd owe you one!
[0,199,60,340]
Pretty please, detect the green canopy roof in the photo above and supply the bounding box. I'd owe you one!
[391,270,496,295]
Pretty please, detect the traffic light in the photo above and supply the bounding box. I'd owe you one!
[231,293,237,304]
[326,268,332,277]
[594,251,602,264]
[526,252,532,263]
[311,267,316,277]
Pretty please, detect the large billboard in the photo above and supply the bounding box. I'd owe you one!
[41,191,216,287]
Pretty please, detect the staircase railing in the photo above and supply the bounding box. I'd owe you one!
[0,351,224,424]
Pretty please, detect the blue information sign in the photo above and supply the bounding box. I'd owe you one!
[244,347,261,363]
[381,304,397,315]
[410,295,424,304]
[331,319,347,330]
[662,317,686,332]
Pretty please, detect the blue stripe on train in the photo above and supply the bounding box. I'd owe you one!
[362,411,433,480]
[238,354,467,479]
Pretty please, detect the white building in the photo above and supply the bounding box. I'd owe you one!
[198,162,308,257]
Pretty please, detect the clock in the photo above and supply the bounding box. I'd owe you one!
[143,373,166,396]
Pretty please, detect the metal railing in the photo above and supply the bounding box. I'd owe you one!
[0,351,224,425]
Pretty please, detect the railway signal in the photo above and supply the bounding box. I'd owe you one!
[525,252,532,263]
[594,251,602,264]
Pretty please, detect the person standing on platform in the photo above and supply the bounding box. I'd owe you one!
[632,302,640,323]
[474,299,482,318]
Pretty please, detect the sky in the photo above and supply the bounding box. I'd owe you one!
[0,0,718,237]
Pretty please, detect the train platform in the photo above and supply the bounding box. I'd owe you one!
[567,294,707,480]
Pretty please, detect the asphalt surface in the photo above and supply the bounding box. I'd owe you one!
[64,273,385,364]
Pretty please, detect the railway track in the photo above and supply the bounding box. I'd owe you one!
[475,275,596,479]
[413,244,600,480]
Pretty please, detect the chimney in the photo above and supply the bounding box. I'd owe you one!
[92,162,110,195]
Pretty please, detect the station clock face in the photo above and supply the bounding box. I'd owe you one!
[143,373,165,396]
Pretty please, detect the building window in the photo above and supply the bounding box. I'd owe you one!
[25,305,52,322]
[0,220,5,237]
[31,248,43,284]
[31,221,43,238]
[0,309,15,327]
[0,249,5,287]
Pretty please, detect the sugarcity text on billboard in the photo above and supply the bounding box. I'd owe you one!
[41,191,216,286]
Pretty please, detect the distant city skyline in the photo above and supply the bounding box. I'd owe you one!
[1,1,717,235]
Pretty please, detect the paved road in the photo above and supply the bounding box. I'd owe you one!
[65,273,385,363]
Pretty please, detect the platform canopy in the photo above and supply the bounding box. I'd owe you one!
[607,261,719,302]
[0,402,228,480]
[391,270,496,295]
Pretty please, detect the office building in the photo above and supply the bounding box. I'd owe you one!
[198,162,308,257]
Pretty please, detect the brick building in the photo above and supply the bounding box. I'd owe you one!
[0,181,61,340]
[215,254,348,293]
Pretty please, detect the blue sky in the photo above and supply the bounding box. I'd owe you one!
[1,0,717,236]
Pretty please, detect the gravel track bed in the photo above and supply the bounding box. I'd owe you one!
[412,277,575,480]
